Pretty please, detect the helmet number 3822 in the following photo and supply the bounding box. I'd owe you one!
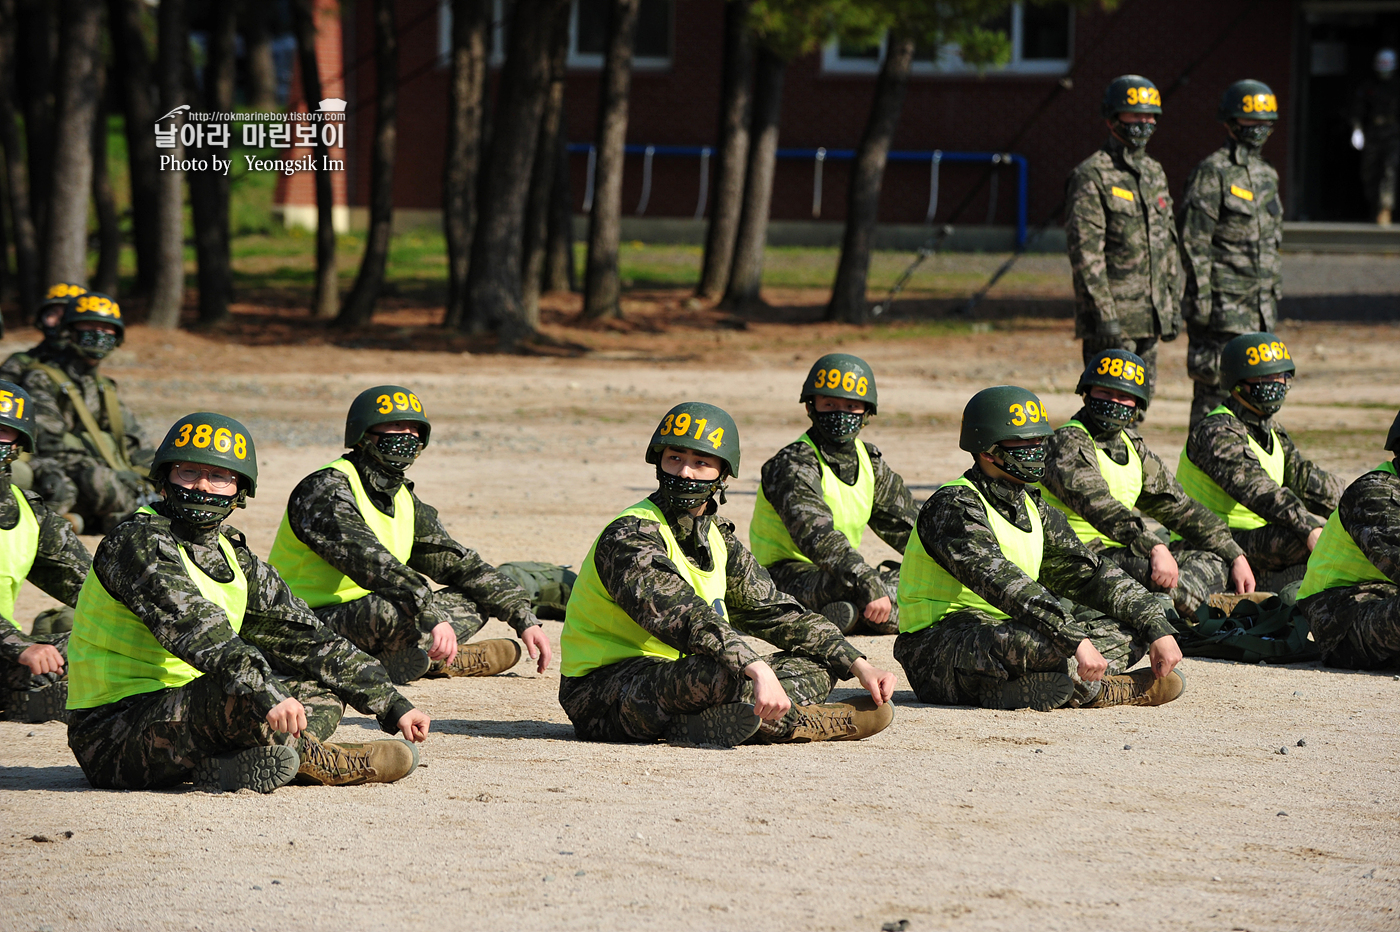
[660,411,726,450]
[174,421,249,459]
[812,368,869,396]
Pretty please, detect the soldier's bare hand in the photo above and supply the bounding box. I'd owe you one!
[862,596,892,626]
[1306,527,1323,552]
[428,621,458,664]
[1148,635,1183,679]
[850,657,896,705]
[398,709,431,742]
[1148,544,1179,590]
[744,661,791,721]
[1074,639,1108,682]
[266,698,307,738]
[522,624,552,673]
[1230,555,1256,594]
[17,643,63,676]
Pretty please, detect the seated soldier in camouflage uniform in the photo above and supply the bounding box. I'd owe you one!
[1298,411,1400,670]
[560,402,896,748]
[17,292,155,534]
[1178,332,1342,589]
[751,354,916,635]
[269,386,551,686]
[67,413,429,793]
[1040,349,1256,616]
[0,383,92,723]
[895,386,1185,711]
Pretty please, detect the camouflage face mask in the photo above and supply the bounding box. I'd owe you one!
[72,328,118,360]
[0,441,18,467]
[1114,118,1156,149]
[811,410,865,444]
[990,440,1048,483]
[165,482,239,528]
[363,431,422,472]
[656,466,725,509]
[1238,378,1289,416]
[1232,121,1273,148]
[1085,395,1137,432]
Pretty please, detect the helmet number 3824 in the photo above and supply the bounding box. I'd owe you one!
[173,421,249,459]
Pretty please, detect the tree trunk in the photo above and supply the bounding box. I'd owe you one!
[240,0,279,112]
[826,34,914,325]
[44,0,103,285]
[290,0,338,319]
[580,0,640,320]
[108,0,160,299]
[544,121,576,293]
[91,56,121,295]
[697,0,753,300]
[336,0,397,330]
[189,0,237,326]
[0,0,39,312]
[16,0,57,264]
[146,0,186,329]
[722,46,784,312]
[521,0,570,327]
[462,0,563,347]
[440,0,489,329]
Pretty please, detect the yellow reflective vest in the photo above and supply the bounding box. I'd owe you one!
[750,434,875,566]
[1177,404,1284,530]
[0,487,39,626]
[1040,420,1142,549]
[1298,461,1397,600]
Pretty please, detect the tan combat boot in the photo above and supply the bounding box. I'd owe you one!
[1205,591,1276,615]
[1084,668,1185,708]
[784,696,894,742]
[295,734,420,786]
[1378,208,1392,227]
[434,638,522,677]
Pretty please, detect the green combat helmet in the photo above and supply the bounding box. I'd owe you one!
[1101,74,1161,148]
[151,412,257,527]
[0,381,36,472]
[959,385,1054,483]
[1219,79,1278,147]
[345,385,431,472]
[1385,409,1400,453]
[61,292,124,361]
[1077,348,1150,431]
[646,401,740,509]
[801,352,877,444]
[1221,332,1295,417]
[38,282,86,336]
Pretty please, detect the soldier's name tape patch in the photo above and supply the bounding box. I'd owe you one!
[1111,187,1135,202]
[812,367,870,397]
[1008,400,1047,427]
[1244,341,1290,366]
[1096,355,1147,386]
[173,422,249,459]
[1241,93,1278,114]
[659,411,726,451]
[0,390,25,420]
[1229,185,1255,201]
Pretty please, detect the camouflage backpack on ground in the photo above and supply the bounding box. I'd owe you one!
[496,562,578,620]
[1170,581,1319,664]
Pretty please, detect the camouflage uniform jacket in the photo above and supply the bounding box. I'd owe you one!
[0,477,92,663]
[1184,397,1342,539]
[589,491,865,680]
[1178,140,1282,333]
[283,451,539,636]
[1323,464,1400,585]
[917,467,1175,655]
[758,434,916,603]
[0,337,64,384]
[1064,138,1182,340]
[1042,407,1244,562]
[91,502,415,732]
[16,348,150,466]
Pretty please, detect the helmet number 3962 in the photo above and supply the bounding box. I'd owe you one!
[174,421,249,459]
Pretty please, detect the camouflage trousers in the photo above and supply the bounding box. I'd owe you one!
[1,631,68,709]
[1230,524,1310,578]
[1082,335,1158,417]
[766,559,900,634]
[1362,132,1399,214]
[26,458,80,518]
[558,651,835,743]
[67,673,344,790]
[1097,541,1229,616]
[47,457,150,530]
[1300,582,1400,670]
[316,587,488,663]
[893,607,1151,707]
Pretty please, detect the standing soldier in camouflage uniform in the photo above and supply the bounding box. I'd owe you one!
[750,354,916,635]
[1040,350,1256,616]
[1298,410,1400,669]
[1065,75,1182,407]
[1351,48,1399,226]
[17,293,155,533]
[66,412,429,793]
[0,382,92,723]
[1178,333,1342,588]
[1179,80,1284,426]
[895,386,1185,711]
[269,386,551,686]
[559,402,896,748]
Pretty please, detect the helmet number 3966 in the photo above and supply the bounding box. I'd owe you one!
[376,391,422,414]
[812,368,869,396]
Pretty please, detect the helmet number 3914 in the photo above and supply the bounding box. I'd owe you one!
[174,421,249,459]
[660,412,726,450]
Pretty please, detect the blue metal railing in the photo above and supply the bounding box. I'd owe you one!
[567,142,1029,247]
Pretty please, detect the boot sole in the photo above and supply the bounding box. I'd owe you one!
[983,673,1074,711]
[194,744,300,793]
[3,681,70,724]
[379,648,431,686]
[820,602,860,635]
[665,702,762,748]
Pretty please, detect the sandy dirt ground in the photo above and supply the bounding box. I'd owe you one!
[2,314,1398,932]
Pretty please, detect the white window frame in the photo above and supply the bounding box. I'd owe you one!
[821,2,1072,77]
[438,0,506,69]
[566,0,673,71]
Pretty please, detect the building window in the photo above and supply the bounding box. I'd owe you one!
[569,0,673,69]
[438,0,506,67]
[821,2,1072,76]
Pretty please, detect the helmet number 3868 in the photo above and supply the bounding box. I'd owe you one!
[174,421,249,459]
